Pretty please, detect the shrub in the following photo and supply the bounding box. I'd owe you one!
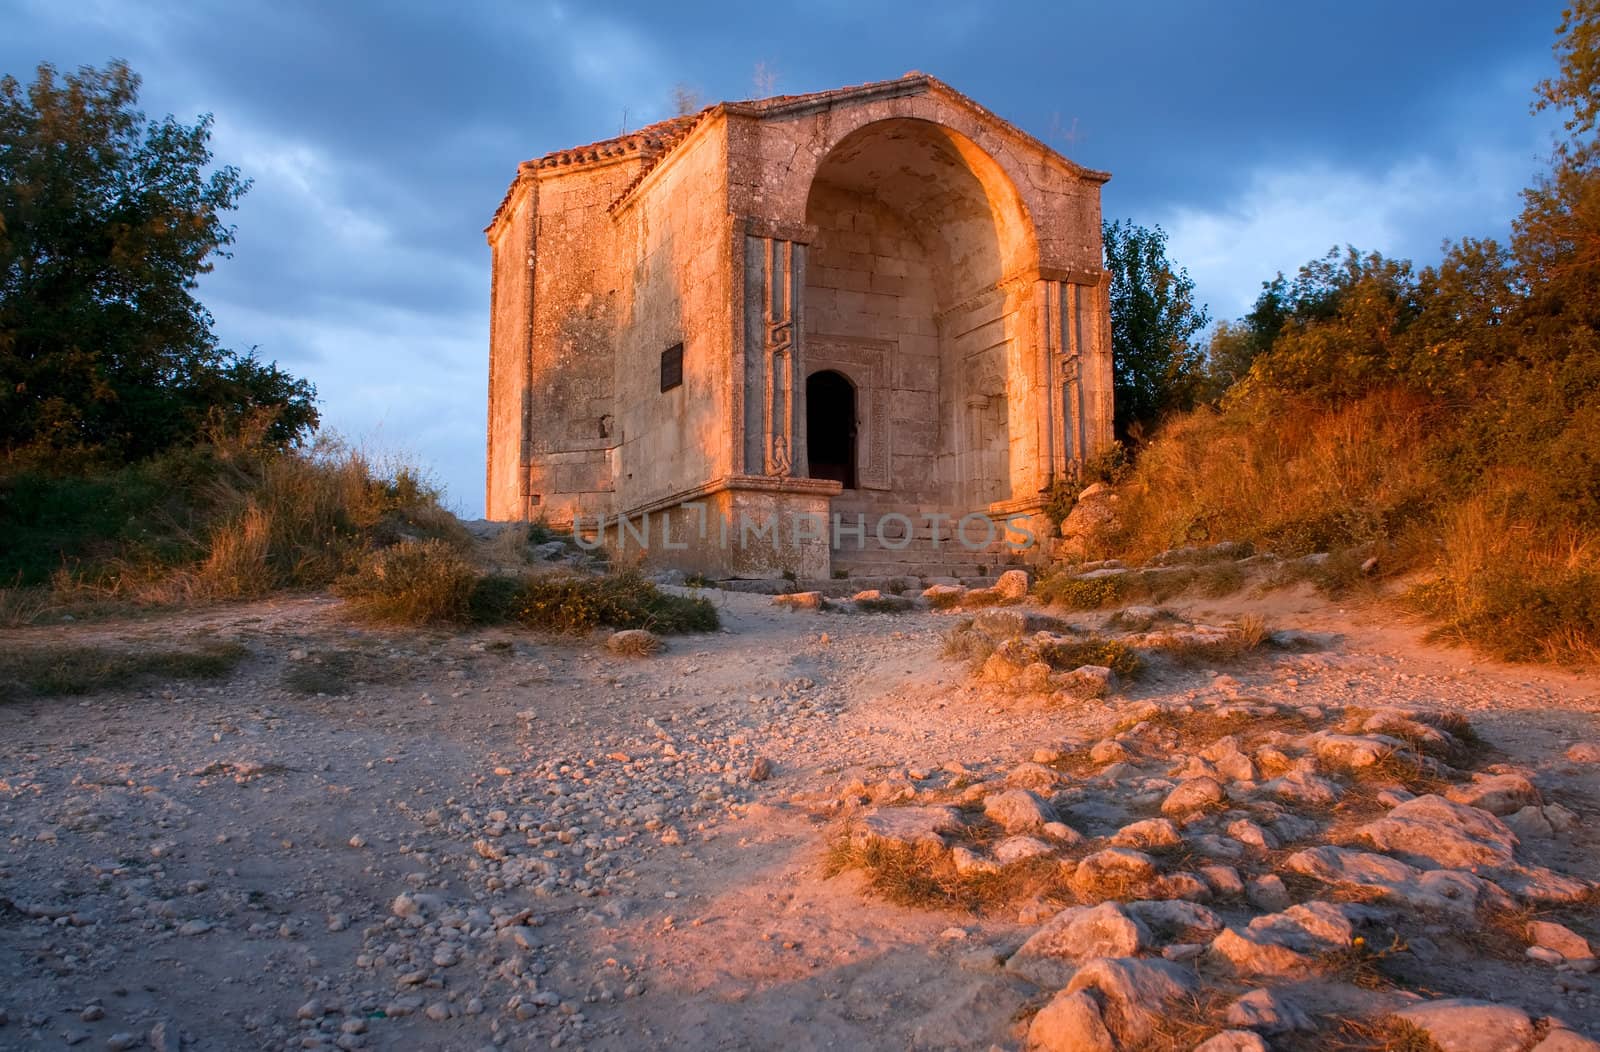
[513,569,717,634]
[1034,636,1142,679]
[1410,495,1600,664]
[337,539,477,624]
[1103,389,1439,563]
[0,434,463,610]
[1036,571,1129,609]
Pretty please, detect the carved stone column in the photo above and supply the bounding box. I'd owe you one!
[1037,278,1089,482]
[743,234,805,477]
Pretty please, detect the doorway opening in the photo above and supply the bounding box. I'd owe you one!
[806,369,857,489]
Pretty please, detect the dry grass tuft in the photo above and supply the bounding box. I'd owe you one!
[1341,750,1454,796]
[337,538,477,624]
[509,569,719,634]
[1132,990,1238,1052]
[1,641,248,701]
[825,836,1071,913]
[1145,616,1273,667]
[1315,932,1412,990]
[0,584,51,628]
[1110,703,1311,748]
[941,624,998,665]
[2,433,470,614]
[1304,1017,1444,1052]
[1035,636,1143,679]
[1409,494,1600,666]
[606,630,664,657]
[1083,386,1600,667]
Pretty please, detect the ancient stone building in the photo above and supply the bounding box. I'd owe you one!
[486,74,1114,580]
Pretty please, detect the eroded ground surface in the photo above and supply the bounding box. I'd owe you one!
[2,584,1599,1051]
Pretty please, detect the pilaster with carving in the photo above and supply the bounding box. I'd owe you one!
[1037,278,1084,482]
[742,234,806,477]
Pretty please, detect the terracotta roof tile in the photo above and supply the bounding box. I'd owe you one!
[487,72,1107,234]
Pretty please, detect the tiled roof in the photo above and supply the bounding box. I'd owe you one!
[486,73,1106,233]
[529,111,707,172]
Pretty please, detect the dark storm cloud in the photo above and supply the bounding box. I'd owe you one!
[0,0,1567,511]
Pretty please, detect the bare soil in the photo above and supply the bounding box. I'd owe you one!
[2,583,1597,1050]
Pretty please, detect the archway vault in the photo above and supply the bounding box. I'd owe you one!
[797,114,1037,514]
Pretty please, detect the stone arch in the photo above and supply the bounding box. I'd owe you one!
[798,113,1038,515]
[765,97,1048,275]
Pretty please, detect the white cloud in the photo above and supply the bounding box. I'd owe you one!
[1158,146,1538,320]
[208,294,487,515]
[527,3,679,127]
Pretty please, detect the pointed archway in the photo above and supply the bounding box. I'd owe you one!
[806,369,857,489]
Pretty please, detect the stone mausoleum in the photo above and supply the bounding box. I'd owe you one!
[485,74,1114,581]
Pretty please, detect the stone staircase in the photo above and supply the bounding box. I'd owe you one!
[826,502,1034,580]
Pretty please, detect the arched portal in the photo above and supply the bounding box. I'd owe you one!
[806,369,857,489]
[801,117,1035,516]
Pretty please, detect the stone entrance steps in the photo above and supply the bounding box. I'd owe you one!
[826,502,1033,579]
[829,535,1029,581]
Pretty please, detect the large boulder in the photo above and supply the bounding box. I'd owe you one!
[1390,999,1535,1052]
[1260,763,1343,806]
[1193,1033,1269,1052]
[1124,899,1223,942]
[1006,902,1150,988]
[993,569,1031,601]
[1161,776,1226,817]
[1062,957,1198,1046]
[1285,845,1511,915]
[984,789,1057,833]
[1072,848,1160,900]
[971,608,1069,638]
[1356,794,1518,869]
[1446,772,1541,816]
[1528,919,1592,961]
[1305,732,1408,771]
[1110,817,1182,849]
[849,806,962,850]
[994,836,1056,866]
[1058,484,1121,558]
[1224,989,1312,1034]
[1208,901,1358,977]
[1534,1030,1600,1052]
[1025,989,1115,1052]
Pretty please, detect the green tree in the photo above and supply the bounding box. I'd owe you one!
[1102,220,1210,438]
[0,60,316,464]
[1229,247,1423,402]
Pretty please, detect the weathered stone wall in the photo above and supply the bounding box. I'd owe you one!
[487,75,1116,578]
[486,183,535,520]
[803,184,941,514]
[608,119,734,516]
[940,284,1028,512]
[521,158,643,526]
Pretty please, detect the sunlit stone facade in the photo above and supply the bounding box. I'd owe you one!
[486,74,1114,579]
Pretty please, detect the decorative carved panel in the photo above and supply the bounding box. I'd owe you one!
[1038,278,1089,480]
[806,335,892,491]
[743,235,806,478]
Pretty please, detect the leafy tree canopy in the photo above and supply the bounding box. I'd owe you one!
[0,59,316,466]
[1102,219,1210,438]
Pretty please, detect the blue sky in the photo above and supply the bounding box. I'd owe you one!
[1,0,1565,513]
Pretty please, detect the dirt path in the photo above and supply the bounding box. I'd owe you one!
[2,585,1597,1050]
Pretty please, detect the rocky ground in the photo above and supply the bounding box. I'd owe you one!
[2,573,1599,1051]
